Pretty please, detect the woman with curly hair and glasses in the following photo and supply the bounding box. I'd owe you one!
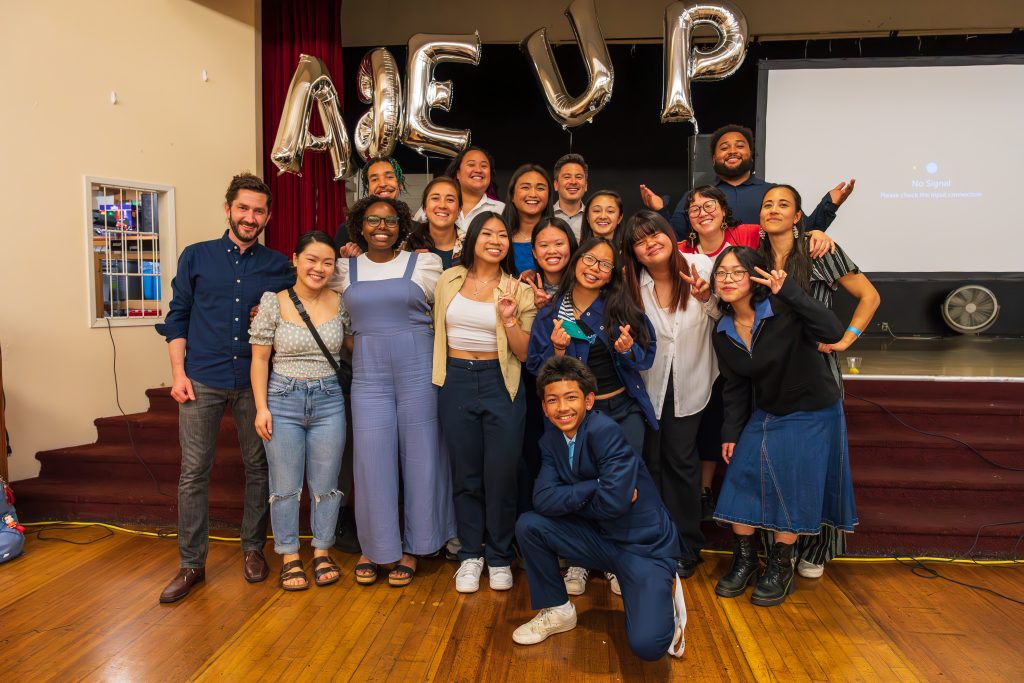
[329,195,455,588]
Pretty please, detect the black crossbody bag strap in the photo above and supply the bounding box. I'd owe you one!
[286,288,351,393]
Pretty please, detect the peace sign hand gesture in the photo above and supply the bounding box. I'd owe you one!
[679,263,711,302]
[521,272,552,310]
[751,267,788,295]
[496,277,520,324]
[613,324,635,354]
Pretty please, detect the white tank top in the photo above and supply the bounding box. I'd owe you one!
[446,293,499,352]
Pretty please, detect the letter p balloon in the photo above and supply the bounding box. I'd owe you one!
[661,1,748,128]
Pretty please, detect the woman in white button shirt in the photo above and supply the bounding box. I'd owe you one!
[621,209,721,579]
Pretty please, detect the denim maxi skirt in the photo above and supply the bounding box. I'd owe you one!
[713,400,858,535]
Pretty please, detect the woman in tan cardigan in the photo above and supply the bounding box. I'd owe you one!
[433,211,536,595]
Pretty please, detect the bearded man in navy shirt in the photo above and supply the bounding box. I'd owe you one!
[156,172,293,603]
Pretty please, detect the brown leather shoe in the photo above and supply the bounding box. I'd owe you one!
[243,549,269,583]
[159,568,205,603]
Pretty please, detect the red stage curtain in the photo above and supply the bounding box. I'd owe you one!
[261,0,347,255]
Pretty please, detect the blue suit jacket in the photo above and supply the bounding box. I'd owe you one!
[533,411,680,560]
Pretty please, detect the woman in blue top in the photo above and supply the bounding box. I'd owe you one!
[504,164,552,277]
[527,237,658,452]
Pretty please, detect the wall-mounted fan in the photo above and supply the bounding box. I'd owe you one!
[941,285,1000,334]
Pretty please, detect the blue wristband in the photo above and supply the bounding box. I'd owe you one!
[847,325,862,337]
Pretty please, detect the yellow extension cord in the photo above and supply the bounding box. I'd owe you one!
[20,520,1021,565]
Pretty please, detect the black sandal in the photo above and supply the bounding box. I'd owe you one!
[312,555,341,587]
[279,559,309,591]
[354,561,379,585]
[388,561,417,587]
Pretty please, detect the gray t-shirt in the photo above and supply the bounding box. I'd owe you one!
[249,291,346,379]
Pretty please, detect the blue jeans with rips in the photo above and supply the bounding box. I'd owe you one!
[264,372,346,554]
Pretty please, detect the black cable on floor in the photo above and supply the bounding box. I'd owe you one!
[894,556,1024,606]
[845,391,1024,472]
[105,318,175,499]
[25,523,114,545]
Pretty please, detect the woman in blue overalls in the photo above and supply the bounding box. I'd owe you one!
[331,195,454,587]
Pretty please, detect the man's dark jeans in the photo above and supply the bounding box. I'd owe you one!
[177,380,268,567]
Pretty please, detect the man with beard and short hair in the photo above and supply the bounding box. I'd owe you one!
[641,124,855,236]
[156,172,294,603]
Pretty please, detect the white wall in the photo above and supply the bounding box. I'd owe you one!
[0,0,261,481]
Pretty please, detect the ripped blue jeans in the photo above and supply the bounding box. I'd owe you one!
[264,372,347,554]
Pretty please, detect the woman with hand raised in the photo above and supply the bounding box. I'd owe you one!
[709,246,856,608]
[756,183,880,579]
[620,210,721,580]
[433,212,538,595]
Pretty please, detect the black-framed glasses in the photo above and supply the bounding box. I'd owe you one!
[581,253,614,273]
[713,269,749,282]
[687,199,719,217]
[365,215,399,227]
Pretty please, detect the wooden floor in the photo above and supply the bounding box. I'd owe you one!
[2,528,1022,682]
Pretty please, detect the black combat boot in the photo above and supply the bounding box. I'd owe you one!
[751,541,796,607]
[715,532,760,597]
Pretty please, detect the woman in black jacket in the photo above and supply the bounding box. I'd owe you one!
[709,246,857,607]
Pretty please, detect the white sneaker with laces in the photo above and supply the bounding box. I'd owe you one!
[489,565,514,591]
[564,566,589,595]
[606,572,621,595]
[455,557,485,593]
[797,559,825,579]
[512,602,578,645]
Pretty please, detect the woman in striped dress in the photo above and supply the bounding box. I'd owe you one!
[757,184,880,577]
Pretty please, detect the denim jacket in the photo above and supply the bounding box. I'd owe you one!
[527,293,659,428]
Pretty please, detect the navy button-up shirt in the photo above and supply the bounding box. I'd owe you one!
[156,231,293,390]
[666,174,837,236]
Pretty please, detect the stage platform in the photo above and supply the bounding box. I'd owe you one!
[1,528,1021,681]
[11,335,1024,560]
[839,335,1024,381]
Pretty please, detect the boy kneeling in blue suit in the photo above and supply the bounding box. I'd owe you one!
[514,357,686,661]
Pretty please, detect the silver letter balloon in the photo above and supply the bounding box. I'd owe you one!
[271,54,353,180]
[354,48,404,161]
[521,0,614,128]
[661,1,748,128]
[403,32,483,157]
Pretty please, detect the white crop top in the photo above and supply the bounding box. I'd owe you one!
[446,293,498,352]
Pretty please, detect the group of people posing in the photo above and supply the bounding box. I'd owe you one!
[156,123,880,662]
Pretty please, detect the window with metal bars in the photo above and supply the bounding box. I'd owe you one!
[87,177,176,327]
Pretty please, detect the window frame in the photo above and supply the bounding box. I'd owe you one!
[84,176,177,328]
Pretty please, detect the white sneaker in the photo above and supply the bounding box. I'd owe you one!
[489,565,514,591]
[455,558,484,593]
[606,572,621,595]
[512,603,577,645]
[797,559,825,579]
[564,566,589,595]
